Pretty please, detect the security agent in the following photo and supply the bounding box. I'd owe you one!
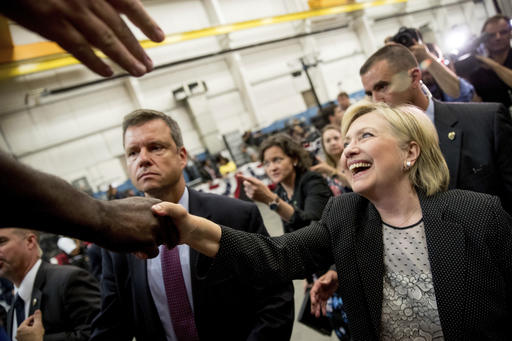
[360,43,512,215]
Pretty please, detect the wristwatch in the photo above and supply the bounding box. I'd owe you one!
[268,195,280,211]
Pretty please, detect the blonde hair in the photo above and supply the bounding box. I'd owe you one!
[321,124,342,169]
[341,100,449,195]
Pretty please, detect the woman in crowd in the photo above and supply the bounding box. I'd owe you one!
[153,101,512,340]
[216,155,237,176]
[239,133,332,233]
[311,124,351,196]
[310,123,351,339]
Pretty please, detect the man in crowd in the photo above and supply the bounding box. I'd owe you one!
[332,92,352,126]
[0,228,100,341]
[469,14,512,108]
[90,109,294,341]
[411,41,475,102]
[337,91,352,111]
[389,27,475,102]
[359,44,512,214]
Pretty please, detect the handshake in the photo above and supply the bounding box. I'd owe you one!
[92,196,191,258]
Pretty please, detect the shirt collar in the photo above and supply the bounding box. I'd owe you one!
[178,187,189,212]
[424,95,435,122]
[15,259,42,303]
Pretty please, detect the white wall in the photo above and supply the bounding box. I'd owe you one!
[0,0,490,192]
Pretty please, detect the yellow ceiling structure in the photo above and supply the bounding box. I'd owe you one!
[0,0,407,80]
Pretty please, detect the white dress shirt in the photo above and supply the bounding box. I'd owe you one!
[147,188,193,341]
[421,81,435,123]
[12,259,42,341]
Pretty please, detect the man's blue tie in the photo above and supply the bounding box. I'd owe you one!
[14,294,25,330]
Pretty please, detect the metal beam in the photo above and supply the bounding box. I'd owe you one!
[0,16,13,49]
[0,0,407,79]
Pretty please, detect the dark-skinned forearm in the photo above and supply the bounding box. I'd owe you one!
[1,151,106,241]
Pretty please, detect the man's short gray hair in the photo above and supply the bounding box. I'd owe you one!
[122,109,183,147]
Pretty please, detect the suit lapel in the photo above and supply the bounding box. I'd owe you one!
[354,204,384,336]
[29,290,42,316]
[186,189,212,333]
[420,192,466,339]
[29,262,46,316]
[434,101,462,189]
[132,255,163,333]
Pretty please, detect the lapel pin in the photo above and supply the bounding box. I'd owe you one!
[448,131,456,141]
[32,298,37,306]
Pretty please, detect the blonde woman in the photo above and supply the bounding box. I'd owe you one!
[311,124,350,196]
[153,101,512,340]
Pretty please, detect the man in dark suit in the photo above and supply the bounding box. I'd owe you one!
[359,44,512,214]
[0,228,100,341]
[90,109,294,341]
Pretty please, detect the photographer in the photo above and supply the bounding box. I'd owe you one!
[392,27,475,102]
[469,14,512,108]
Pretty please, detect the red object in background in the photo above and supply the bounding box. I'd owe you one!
[234,172,243,198]
[53,253,70,265]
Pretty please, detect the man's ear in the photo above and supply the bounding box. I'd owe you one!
[25,233,38,251]
[409,68,422,89]
[179,146,188,169]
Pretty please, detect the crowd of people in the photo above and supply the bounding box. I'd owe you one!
[0,1,511,340]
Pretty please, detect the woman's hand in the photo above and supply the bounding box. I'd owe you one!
[152,202,222,258]
[310,158,336,176]
[239,175,275,204]
[310,270,339,317]
[151,202,193,245]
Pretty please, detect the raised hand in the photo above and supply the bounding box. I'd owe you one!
[238,174,274,204]
[0,0,165,77]
[310,157,335,176]
[409,42,432,64]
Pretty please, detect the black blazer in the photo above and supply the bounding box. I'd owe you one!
[7,261,100,341]
[217,190,512,340]
[434,100,512,214]
[276,170,332,233]
[90,188,294,341]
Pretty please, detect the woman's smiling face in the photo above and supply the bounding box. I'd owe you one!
[341,111,408,199]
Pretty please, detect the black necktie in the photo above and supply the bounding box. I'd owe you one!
[13,294,25,328]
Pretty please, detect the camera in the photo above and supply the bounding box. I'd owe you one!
[391,27,421,47]
[453,32,489,78]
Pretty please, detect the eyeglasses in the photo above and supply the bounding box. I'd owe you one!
[263,157,285,168]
